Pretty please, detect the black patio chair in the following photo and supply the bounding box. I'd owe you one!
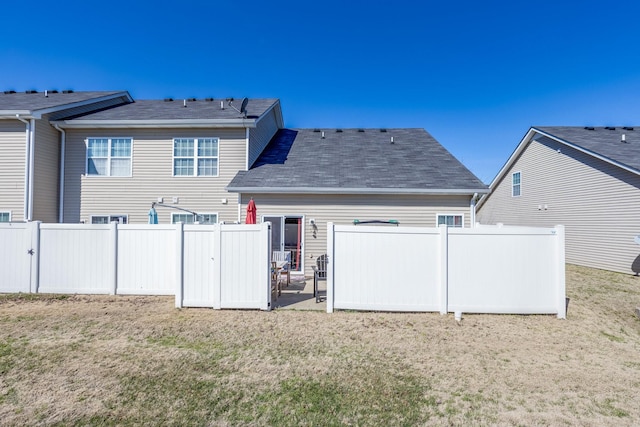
[313,254,328,303]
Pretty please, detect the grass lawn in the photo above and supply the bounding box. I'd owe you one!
[1,264,639,426]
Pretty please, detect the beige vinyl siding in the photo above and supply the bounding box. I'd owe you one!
[63,128,246,224]
[247,108,279,168]
[241,193,471,276]
[477,136,640,274]
[0,120,27,221]
[32,120,60,222]
[47,96,130,121]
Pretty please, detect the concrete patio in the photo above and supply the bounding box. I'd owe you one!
[272,275,326,311]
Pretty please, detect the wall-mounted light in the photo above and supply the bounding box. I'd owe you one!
[221,198,228,204]
[309,218,316,225]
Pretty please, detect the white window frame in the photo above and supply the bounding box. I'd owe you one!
[512,171,521,197]
[172,137,219,177]
[86,137,133,177]
[0,211,11,222]
[91,215,129,224]
[436,213,464,228]
[171,212,218,224]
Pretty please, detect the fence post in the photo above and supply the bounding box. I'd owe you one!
[439,224,448,315]
[110,221,118,295]
[555,225,566,319]
[175,222,184,308]
[212,223,222,309]
[29,221,41,293]
[326,222,334,313]
[262,222,271,311]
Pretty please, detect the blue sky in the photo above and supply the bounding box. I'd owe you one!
[2,0,640,183]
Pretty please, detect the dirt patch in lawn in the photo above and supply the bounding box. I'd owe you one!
[1,264,639,426]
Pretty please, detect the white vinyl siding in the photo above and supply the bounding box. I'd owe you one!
[0,212,10,222]
[243,193,471,276]
[512,171,521,197]
[86,137,132,177]
[173,138,219,177]
[63,128,245,224]
[171,212,217,224]
[437,214,464,227]
[477,135,640,274]
[0,120,27,222]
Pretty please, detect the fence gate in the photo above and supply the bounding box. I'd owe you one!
[0,222,37,293]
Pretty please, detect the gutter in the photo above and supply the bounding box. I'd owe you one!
[15,114,32,221]
[51,118,259,129]
[225,186,490,196]
[53,124,66,223]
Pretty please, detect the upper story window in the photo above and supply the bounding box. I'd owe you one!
[437,214,463,228]
[87,138,132,177]
[0,212,10,222]
[173,138,219,177]
[171,213,218,224]
[512,172,521,197]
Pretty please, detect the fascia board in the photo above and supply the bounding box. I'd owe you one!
[0,110,33,118]
[30,91,133,118]
[52,119,258,129]
[225,186,489,195]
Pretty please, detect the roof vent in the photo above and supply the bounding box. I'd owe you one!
[605,126,616,130]
[164,98,174,102]
[380,128,387,132]
[321,131,325,139]
[204,97,214,102]
[623,127,634,131]
[313,129,321,132]
[3,90,16,94]
[584,127,595,130]
[183,99,187,107]
[220,101,224,109]
[62,90,74,94]
[622,134,627,143]
[187,97,196,102]
[357,129,365,132]
[25,90,38,94]
[390,136,395,144]
[336,129,343,133]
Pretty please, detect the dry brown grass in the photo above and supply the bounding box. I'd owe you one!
[1,264,639,426]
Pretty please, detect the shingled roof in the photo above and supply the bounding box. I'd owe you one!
[534,126,640,173]
[227,128,488,194]
[0,90,131,118]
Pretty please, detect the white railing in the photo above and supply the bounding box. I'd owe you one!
[327,223,566,318]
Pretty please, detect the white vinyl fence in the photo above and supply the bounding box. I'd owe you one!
[0,222,273,310]
[327,223,566,318]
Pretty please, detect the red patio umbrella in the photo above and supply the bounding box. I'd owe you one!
[245,199,257,224]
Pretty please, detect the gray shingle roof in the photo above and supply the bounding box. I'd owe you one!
[227,128,488,194]
[69,98,279,121]
[535,126,640,172]
[0,91,126,113]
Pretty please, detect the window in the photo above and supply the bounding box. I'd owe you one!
[172,213,218,224]
[91,215,128,224]
[87,138,132,176]
[437,214,463,228]
[0,212,10,222]
[512,172,521,197]
[173,138,219,176]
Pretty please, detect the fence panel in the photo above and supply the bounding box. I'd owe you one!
[448,226,565,316]
[181,225,216,307]
[218,223,271,310]
[331,225,443,312]
[38,224,114,294]
[117,224,176,295]
[0,223,34,293]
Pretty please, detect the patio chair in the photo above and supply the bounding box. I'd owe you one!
[272,251,291,286]
[313,254,328,303]
[271,261,281,298]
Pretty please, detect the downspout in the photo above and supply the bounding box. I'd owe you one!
[245,128,250,170]
[53,124,66,223]
[16,114,31,221]
[27,119,35,221]
[470,193,478,228]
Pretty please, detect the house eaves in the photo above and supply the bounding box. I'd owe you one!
[0,91,132,119]
[52,118,260,129]
[225,186,489,195]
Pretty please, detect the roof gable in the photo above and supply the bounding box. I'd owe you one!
[227,128,488,194]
